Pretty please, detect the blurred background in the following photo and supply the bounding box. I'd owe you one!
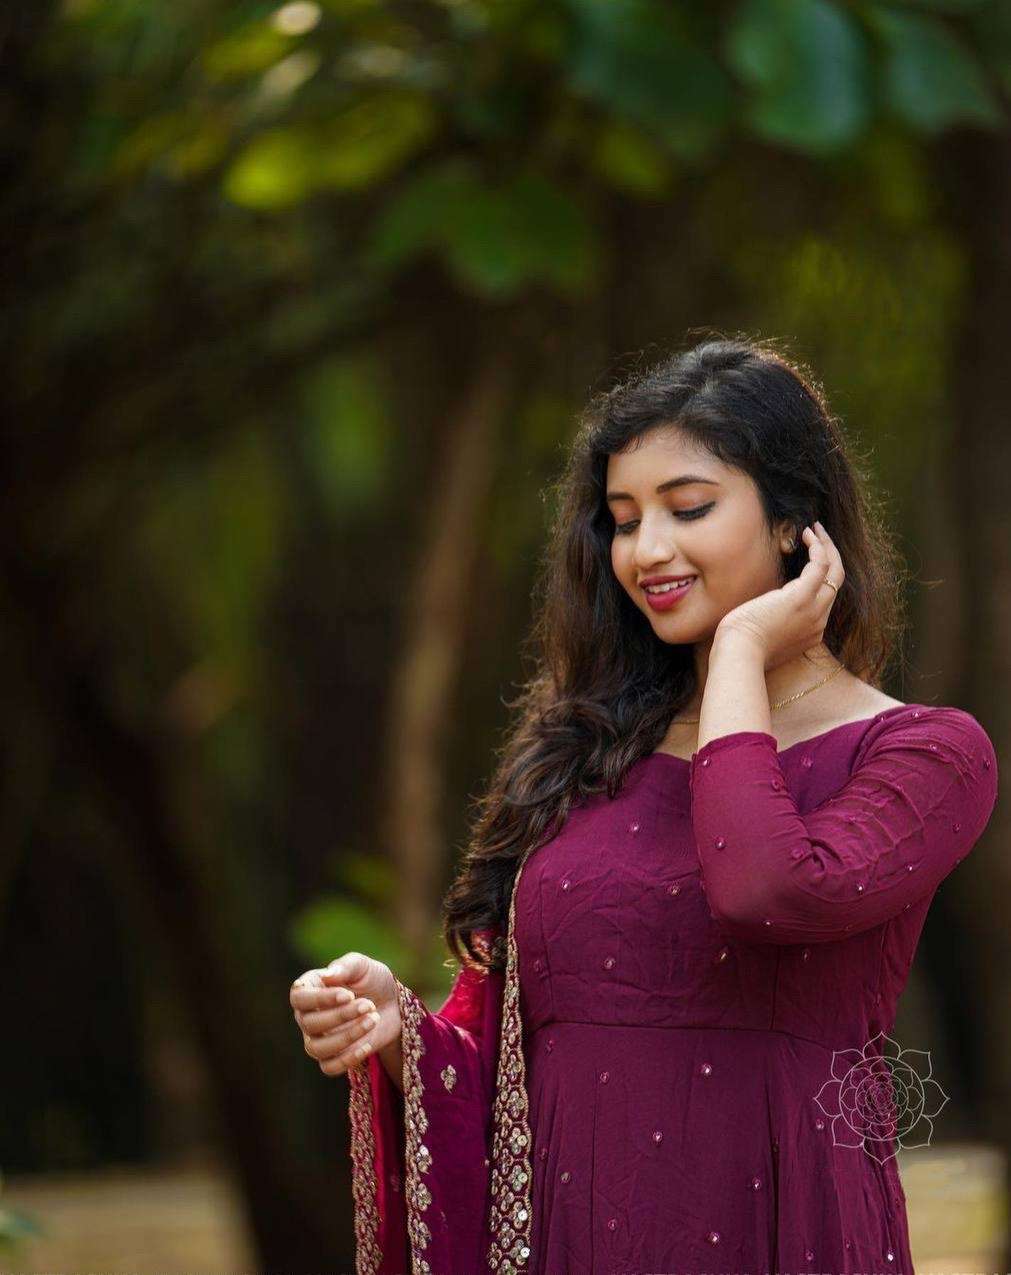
[1,0,1009,1271]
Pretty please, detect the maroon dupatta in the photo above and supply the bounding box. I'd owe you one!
[347,852,536,1274]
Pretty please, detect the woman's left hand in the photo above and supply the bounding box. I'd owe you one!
[714,520,845,670]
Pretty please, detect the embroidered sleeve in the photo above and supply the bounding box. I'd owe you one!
[688,705,998,944]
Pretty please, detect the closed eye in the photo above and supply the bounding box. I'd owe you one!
[614,503,714,535]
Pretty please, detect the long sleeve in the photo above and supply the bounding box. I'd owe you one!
[346,928,507,1275]
[687,705,999,945]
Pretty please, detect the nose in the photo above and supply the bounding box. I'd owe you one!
[634,513,680,570]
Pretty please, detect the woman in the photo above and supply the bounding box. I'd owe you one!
[290,337,1000,1275]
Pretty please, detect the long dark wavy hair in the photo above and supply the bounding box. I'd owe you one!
[441,334,909,973]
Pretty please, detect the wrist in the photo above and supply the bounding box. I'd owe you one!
[712,622,769,666]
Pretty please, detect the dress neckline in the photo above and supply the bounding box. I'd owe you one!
[645,702,924,767]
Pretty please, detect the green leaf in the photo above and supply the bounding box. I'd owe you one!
[224,94,436,209]
[364,158,479,271]
[297,353,392,513]
[446,171,601,296]
[315,93,437,190]
[288,893,455,997]
[367,162,600,297]
[563,0,734,158]
[203,23,291,82]
[726,0,872,152]
[590,120,674,194]
[866,5,1004,131]
[223,128,318,209]
[288,894,410,973]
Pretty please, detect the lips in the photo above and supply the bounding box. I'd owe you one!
[643,576,696,611]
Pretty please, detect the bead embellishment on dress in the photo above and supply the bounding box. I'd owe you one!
[707,1231,720,1244]
[700,1062,713,1076]
[629,820,641,833]
[441,1064,457,1092]
[714,835,726,850]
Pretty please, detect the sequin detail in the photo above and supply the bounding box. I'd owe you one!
[486,849,535,1272]
[441,1063,458,1092]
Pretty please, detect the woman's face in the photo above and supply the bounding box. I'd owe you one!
[606,426,792,644]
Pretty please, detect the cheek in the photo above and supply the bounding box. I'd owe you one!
[611,541,642,599]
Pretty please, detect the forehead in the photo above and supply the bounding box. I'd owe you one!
[605,426,733,493]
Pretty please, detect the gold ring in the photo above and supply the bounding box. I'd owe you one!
[823,578,840,593]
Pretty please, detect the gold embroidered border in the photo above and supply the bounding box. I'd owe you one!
[486,850,535,1273]
[396,976,434,1275]
[347,1057,383,1275]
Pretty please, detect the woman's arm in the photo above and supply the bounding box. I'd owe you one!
[694,626,775,748]
[688,700,998,944]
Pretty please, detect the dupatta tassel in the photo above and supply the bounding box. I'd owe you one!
[485,849,535,1272]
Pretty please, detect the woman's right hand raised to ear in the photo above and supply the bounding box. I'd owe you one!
[290,951,402,1079]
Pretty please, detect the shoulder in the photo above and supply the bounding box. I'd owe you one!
[858,702,998,774]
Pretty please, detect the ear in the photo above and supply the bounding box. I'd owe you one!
[773,518,797,555]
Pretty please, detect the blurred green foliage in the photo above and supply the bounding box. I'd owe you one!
[4,0,1008,1185]
[14,0,1005,978]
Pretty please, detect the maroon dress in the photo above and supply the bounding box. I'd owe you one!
[348,703,999,1275]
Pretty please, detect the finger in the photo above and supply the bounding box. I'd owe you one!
[795,526,833,595]
[291,982,355,1014]
[296,990,355,1033]
[290,970,329,1013]
[813,520,845,591]
[320,952,368,986]
[306,1009,381,1065]
[301,996,375,1038]
[319,1026,380,1076]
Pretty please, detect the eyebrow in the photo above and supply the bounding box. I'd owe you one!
[605,474,721,503]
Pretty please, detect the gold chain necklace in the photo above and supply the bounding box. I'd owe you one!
[670,660,845,725]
